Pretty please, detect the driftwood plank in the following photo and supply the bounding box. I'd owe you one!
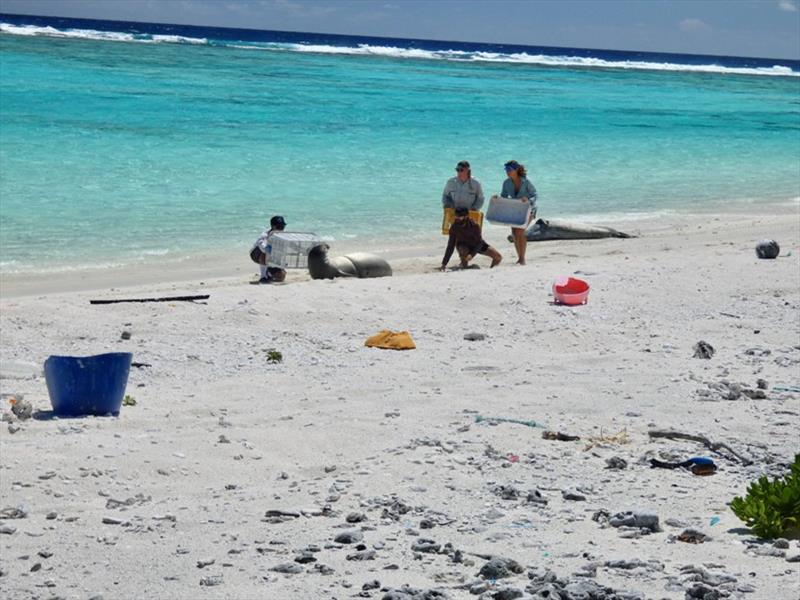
[648,429,752,465]
[90,295,209,305]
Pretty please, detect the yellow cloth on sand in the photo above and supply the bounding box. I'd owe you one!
[364,330,416,350]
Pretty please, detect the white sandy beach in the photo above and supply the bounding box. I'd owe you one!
[1,207,799,600]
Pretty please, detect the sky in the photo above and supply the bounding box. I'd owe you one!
[0,0,798,60]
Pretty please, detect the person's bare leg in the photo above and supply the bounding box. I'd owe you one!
[457,245,472,268]
[512,228,527,265]
[480,246,503,267]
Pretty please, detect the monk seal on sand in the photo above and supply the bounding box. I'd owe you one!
[507,218,633,243]
[308,244,392,279]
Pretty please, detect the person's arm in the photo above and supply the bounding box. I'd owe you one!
[473,180,484,211]
[441,231,457,270]
[526,180,538,205]
[256,229,271,252]
[442,180,454,208]
[261,229,275,261]
[500,178,511,199]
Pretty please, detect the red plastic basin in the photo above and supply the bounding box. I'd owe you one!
[552,277,590,305]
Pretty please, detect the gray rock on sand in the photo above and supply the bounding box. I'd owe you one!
[294,552,316,564]
[464,332,486,341]
[470,582,491,595]
[609,510,660,532]
[526,490,548,505]
[9,398,32,421]
[0,506,28,519]
[685,583,720,599]
[752,545,785,558]
[478,557,524,579]
[562,489,587,501]
[314,563,335,575]
[334,530,363,544]
[381,586,450,599]
[605,456,628,469]
[493,485,521,500]
[411,538,440,554]
[419,518,435,529]
[693,341,715,359]
[347,549,377,561]
[346,512,367,523]
[480,586,523,600]
[525,569,645,600]
[270,562,304,574]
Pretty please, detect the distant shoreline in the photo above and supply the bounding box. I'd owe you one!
[2,202,797,298]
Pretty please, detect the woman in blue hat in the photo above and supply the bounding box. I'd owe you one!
[501,160,538,265]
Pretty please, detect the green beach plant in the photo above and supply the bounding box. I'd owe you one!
[265,349,283,364]
[730,455,800,539]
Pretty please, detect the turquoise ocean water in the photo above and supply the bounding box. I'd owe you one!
[1,16,799,275]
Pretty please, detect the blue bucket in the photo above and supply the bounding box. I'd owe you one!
[44,352,133,416]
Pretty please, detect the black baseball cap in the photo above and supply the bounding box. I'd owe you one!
[271,215,286,228]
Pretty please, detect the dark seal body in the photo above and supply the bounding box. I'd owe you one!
[308,244,392,279]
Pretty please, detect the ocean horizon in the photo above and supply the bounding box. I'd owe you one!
[1,13,799,275]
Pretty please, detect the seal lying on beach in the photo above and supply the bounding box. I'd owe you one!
[508,218,634,243]
[307,244,392,279]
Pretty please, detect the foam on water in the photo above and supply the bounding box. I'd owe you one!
[283,43,797,77]
[0,23,207,46]
[1,22,797,77]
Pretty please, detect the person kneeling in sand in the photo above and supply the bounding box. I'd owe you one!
[440,207,502,271]
[249,215,287,284]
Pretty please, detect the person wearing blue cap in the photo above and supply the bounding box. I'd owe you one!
[501,160,538,265]
[249,215,287,284]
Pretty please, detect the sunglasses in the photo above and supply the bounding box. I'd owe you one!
[504,164,517,172]
[455,167,466,172]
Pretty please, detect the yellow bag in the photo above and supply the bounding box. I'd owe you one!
[364,330,416,350]
[442,208,484,235]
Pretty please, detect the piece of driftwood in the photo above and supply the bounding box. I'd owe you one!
[131,362,152,368]
[90,295,209,305]
[542,430,580,442]
[648,429,752,465]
